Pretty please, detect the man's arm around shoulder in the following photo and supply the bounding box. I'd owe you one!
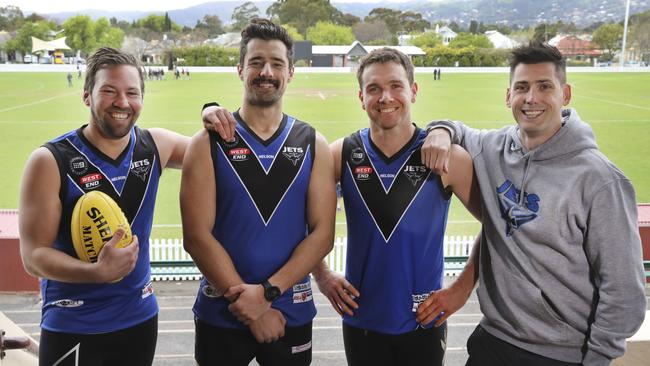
[148,128,190,169]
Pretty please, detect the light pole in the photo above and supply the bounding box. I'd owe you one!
[621,0,631,66]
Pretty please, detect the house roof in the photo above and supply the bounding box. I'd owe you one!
[312,41,425,56]
[556,36,602,56]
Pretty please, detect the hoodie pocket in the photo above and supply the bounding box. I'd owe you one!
[488,270,582,346]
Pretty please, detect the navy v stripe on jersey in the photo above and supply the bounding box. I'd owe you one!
[341,127,451,334]
[193,113,317,329]
[41,126,161,334]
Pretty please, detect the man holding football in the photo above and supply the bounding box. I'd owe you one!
[19,47,188,365]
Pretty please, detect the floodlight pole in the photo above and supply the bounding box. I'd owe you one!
[621,0,631,67]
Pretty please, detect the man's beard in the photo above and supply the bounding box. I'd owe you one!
[91,108,136,139]
[246,77,283,107]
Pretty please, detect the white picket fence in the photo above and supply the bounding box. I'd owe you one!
[148,235,475,281]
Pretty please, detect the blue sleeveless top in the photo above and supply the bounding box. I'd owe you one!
[341,127,451,334]
[193,112,317,329]
[41,126,160,333]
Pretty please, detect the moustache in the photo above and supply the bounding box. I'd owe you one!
[252,77,280,88]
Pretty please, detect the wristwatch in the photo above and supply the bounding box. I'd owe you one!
[262,280,281,302]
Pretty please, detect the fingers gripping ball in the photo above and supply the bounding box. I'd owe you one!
[71,191,132,263]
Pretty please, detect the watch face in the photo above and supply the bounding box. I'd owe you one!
[265,285,281,301]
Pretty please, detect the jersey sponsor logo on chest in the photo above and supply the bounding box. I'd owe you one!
[354,166,373,180]
[130,158,151,182]
[80,173,103,189]
[228,147,252,162]
[282,146,304,166]
[69,156,89,176]
[403,165,427,186]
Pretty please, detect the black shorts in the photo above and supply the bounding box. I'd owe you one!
[194,317,312,366]
[343,322,447,366]
[466,325,582,366]
[39,314,158,366]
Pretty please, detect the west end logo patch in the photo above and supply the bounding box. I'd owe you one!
[496,179,540,236]
[403,165,427,186]
[69,156,88,176]
[282,146,304,166]
[354,165,373,181]
[130,159,151,182]
[229,147,251,162]
[80,173,102,189]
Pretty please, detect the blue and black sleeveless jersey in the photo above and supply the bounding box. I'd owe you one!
[41,125,161,334]
[193,111,317,329]
[341,127,451,334]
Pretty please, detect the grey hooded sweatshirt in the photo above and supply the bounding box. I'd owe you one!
[437,109,646,365]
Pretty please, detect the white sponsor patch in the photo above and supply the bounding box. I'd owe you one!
[51,299,84,308]
[411,291,433,312]
[291,340,312,354]
[293,289,313,304]
[141,281,154,299]
[292,282,311,292]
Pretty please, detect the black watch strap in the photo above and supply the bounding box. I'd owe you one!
[262,280,281,302]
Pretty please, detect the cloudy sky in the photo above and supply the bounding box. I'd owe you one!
[2,0,419,14]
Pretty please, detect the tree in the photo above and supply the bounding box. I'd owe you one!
[400,11,429,33]
[163,12,172,32]
[231,1,259,32]
[469,20,479,34]
[95,17,124,49]
[306,21,353,45]
[629,10,650,58]
[592,23,624,60]
[353,20,392,44]
[410,32,442,48]
[365,8,402,35]
[333,12,360,27]
[63,15,96,54]
[4,20,55,54]
[282,24,304,41]
[64,15,125,55]
[267,0,339,37]
[532,23,557,43]
[449,33,493,49]
[0,5,24,31]
[195,15,224,38]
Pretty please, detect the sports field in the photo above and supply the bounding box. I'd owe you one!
[1,70,648,239]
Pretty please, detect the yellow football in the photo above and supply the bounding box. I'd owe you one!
[71,191,132,263]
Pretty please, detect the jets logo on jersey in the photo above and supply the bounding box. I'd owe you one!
[403,165,427,186]
[69,156,88,176]
[229,147,251,162]
[282,146,304,166]
[354,166,373,181]
[80,173,103,189]
[496,179,540,236]
[130,159,151,182]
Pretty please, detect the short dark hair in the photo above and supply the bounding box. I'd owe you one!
[85,47,144,95]
[509,41,566,84]
[356,47,414,88]
[240,18,294,67]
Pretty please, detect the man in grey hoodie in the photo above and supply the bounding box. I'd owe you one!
[416,42,646,365]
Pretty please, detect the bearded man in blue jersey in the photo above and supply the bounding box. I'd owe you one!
[19,47,189,365]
